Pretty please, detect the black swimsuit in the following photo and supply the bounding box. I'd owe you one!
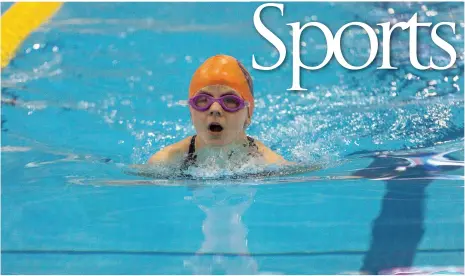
[181,135,259,170]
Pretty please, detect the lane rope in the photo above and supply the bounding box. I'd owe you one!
[1,2,63,68]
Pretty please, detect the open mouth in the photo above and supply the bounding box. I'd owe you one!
[208,122,224,133]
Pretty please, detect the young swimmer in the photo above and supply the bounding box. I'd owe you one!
[148,54,288,169]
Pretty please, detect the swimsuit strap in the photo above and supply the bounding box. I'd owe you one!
[181,135,197,170]
[188,135,197,155]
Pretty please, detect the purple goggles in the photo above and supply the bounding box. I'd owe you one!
[188,94,248,113]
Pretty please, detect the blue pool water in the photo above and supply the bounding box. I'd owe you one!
[1,2,464,274]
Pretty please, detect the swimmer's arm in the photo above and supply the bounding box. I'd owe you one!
[147,137,192,165]
[147,147,173,165]
[255,140,295,165]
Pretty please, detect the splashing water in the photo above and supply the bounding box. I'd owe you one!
[1,2,463,275]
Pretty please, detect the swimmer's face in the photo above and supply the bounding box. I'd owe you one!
[189,85,251,146]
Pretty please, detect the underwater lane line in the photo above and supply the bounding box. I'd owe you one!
[2,248,463,256]
[1,2,63,68]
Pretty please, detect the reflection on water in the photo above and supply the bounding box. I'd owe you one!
[348,146,464,181]
[184,185,260,274]
[352,149,463,274]
[1,2,463,274]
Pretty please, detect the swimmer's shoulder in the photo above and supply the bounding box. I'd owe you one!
[253,139,294,165]
[148,136,192,165]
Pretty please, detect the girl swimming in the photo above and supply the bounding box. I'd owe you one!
[148,54,289,169]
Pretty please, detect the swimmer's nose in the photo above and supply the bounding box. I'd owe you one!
[208,101,223,116]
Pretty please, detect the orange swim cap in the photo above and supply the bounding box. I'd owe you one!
[189,54,254,117]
